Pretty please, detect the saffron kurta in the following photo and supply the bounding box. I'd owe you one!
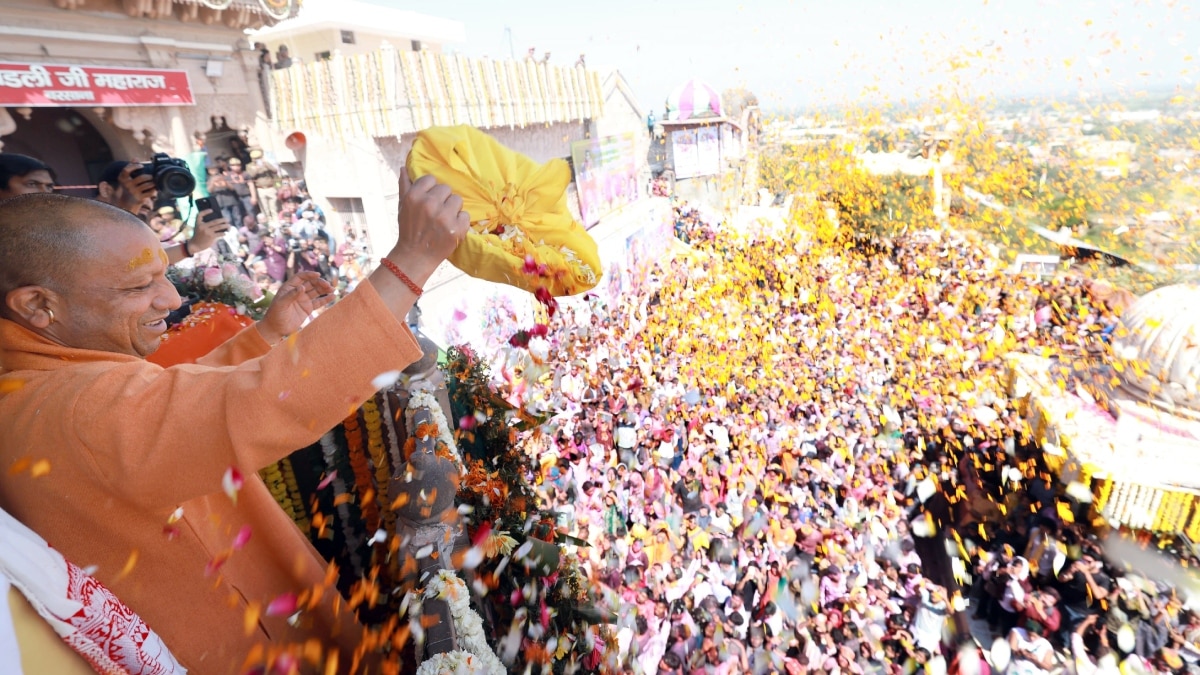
[0,284,422,673]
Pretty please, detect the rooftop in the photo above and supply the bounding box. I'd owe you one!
[249,0,466,45]
[1112,283,1200,418]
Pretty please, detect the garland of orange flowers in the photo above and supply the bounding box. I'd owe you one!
[361,398,394,534]
[401,429,460,466]
[463,458,509,512]
[343,411,382,533]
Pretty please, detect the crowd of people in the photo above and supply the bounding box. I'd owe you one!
[0,139,370,311]
[157,137,370,299]
[508,202,1197,674]
[4,130,1200,673]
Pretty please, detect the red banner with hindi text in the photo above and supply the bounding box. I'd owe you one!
[0,61,194,107]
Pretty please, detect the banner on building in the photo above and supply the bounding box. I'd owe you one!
[671,128,699,179]
[571,132,640,228]
[696,126,721,175]
[0,62,194,107]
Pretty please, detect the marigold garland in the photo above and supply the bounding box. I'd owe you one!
[380,391,406,477]
[344,411,382,533]
[1093,477,1113,512]
[278,457,310,534]
[260,462,296,524]
[318,429,366,576]
[361,398,394,534]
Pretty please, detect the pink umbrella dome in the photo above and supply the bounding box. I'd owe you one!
[665,78,723,121]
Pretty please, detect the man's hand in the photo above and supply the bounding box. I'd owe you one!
[386,170,470,286]
[257,271,334,344]
[189,211,230,253]
[118,163,158,215]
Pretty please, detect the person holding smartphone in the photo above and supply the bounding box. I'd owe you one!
[160,195,229,264]
[9,156,225,265]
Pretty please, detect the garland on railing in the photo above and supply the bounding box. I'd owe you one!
[361,398,394,535]
[260,459,309,535]
[443,345,615,674]
[344,411,381,534]
[319,430,366,577]
[257,346,614,670]
[408,570,506,675]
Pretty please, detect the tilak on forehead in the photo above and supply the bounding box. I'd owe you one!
[126,247,158,272]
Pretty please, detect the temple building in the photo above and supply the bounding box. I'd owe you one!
[1007,283,1200,539]
[0,0,294,189]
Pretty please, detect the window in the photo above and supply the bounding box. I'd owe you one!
[340,30,356,45]
[315,50,332,62]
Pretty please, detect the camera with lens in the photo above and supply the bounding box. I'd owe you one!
[134,152,196,199]
[287,238,302,252]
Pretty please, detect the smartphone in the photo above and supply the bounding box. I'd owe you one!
[194,197,221,223]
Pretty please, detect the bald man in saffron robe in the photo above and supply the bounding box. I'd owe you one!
[0,176,470,673]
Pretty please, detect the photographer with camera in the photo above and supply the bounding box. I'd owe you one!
[95,159,229,265]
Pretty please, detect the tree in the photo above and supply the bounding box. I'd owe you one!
[722,86,759,119]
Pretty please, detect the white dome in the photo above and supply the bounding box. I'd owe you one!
[1112,283,1200,415]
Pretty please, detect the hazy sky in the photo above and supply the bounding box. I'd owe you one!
[391,0,1197,113]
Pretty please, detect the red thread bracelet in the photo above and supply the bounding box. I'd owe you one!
[379,258,423,297]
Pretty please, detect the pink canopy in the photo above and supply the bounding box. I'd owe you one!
[666,78,723,121]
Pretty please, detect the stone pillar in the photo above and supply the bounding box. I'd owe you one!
[168,106,191,158]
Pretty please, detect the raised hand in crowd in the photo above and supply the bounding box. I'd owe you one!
[190,209,230,250]
[256,270,335,344]
[164,209,230,264]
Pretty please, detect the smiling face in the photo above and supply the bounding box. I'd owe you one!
[50,219,181,357]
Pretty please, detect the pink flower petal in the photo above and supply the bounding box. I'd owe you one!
[272,653,299,675]
[222,466,244,504]
[232,525,252,550]
[205,551,231,577]
[265,592,299,617]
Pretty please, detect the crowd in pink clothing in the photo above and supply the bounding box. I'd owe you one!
[498,204,1196,674]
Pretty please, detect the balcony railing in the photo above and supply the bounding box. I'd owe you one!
[269,46,605,142]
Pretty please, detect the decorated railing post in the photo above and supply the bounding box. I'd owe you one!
[388,332,472,662]
[394,406,462,658]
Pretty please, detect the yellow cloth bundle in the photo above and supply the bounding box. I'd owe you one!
[406,125,601,297]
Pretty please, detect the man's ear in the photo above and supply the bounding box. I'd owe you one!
[97,182,117,205]
[5,286,57,328]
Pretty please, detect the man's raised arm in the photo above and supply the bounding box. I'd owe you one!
[67,173,469,507]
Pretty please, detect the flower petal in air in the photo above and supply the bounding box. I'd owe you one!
[233,525,252,550]
[222,466,244,504]
[266,592,299,617]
